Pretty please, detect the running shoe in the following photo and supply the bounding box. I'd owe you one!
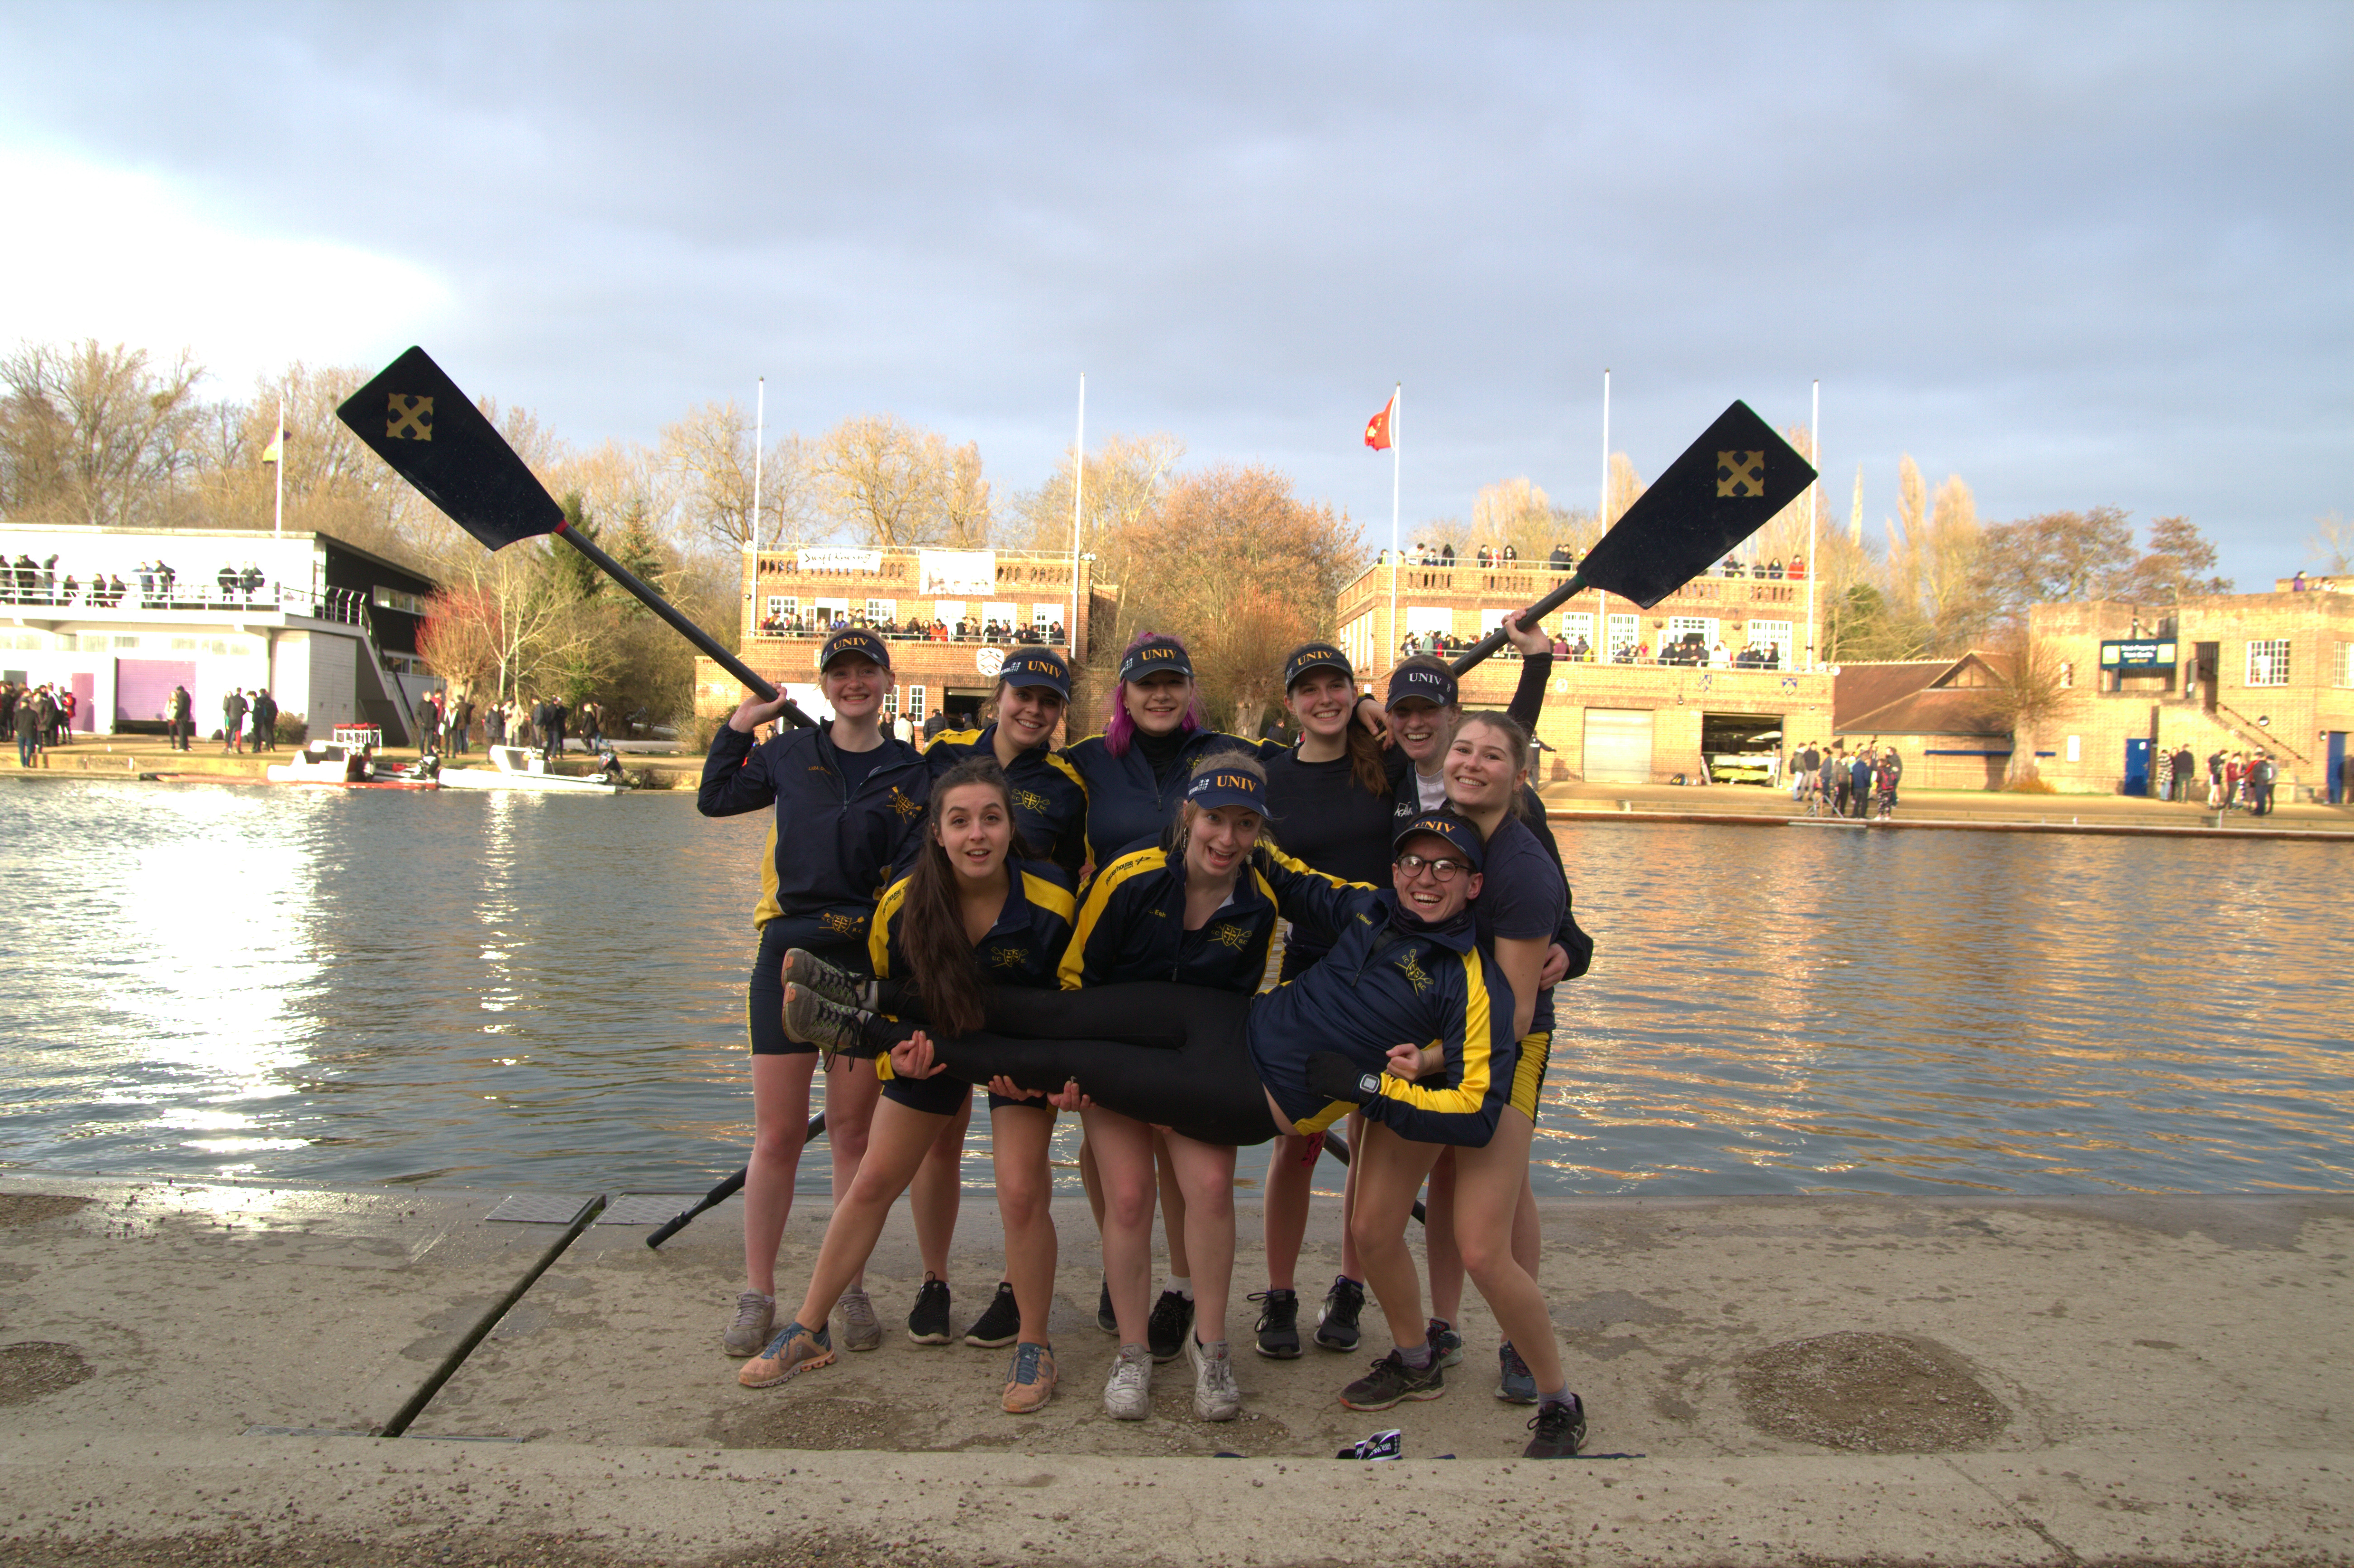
[1315,1276,1366,1353]
[1339,1349,1444,1412]
[781,984,877,1063]
[1250,1289,1301,1359]
[1428,1317,1463,1369]
[963,1281,1021,1348]
[1095,1278,1118,1335]
[738,1321,834,1388]
[1190,1336,1241,1421]
[1523,1394,1588,1458]
[782,948,872,1011]
[837,1286,883,1353]
[907,1275,953,1344]
[723,1291,775,1358]
[1496,1340,1538,1405]
[1001,1342,1057,1415]
[1147,1289,1194,1363]
[1103,1343,1152,1420]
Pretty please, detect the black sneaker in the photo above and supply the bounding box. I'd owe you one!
[963,1281,1020,1348]
[906,1275,953,1344]
[1146,1289,1194,1363]
[1524,1394,1587,1458]
[1428,1317,1463,1368]
[1315,1276,1365,1352]
[1096,1278,1118,1334]
[1249,1288,1300,1359]
[1339,1349,1445,1412]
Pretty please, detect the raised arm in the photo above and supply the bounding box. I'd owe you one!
[1253,845,1378,936]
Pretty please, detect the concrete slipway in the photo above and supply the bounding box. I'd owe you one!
[1,1171,2347,1566]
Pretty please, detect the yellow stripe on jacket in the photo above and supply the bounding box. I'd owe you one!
[1367,945,1497,1120]
[1056,845,1166,991]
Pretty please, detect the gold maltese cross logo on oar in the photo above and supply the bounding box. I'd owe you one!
[386,394,434,441]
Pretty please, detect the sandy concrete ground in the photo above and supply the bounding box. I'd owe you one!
[4,1172,2350,1564]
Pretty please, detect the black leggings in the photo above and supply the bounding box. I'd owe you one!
[871,982,1277,1147]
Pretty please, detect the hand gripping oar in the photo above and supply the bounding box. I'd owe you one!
[642,1113,828,1250]
[335,346,811,725]
[1444,400,1816,678]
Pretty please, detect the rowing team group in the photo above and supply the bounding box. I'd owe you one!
[697,610,1592,1458]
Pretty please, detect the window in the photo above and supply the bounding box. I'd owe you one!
[881,687,899,717]
[2335,642,2352,687]
[1558,611,1593,644]
[905,685,927,722]
[1667,615,1719,645]
[864,598,897,623]
[1405,606,1452,634]
[1748,620,1793,664]
[1030,603,1059,627]
[1607,613,1639,653]
[2246,639,2291,687]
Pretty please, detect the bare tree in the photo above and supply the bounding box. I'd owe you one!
[941,440,992,547]
[2304,511,2350,576]
[0,339,205,527]
[1984,635,2070,786]
[816,414,954,547]
[2117,515,2233,604]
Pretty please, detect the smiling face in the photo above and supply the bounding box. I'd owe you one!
[822,656,886,720]
[1443,718,1521,815]
[1391,831,1481,921]
[1390,696,1454,767]
[932,780,1013,885]
[997,681,1066,750]
[1124,671,1192,736]
[1286,668,1355,741]
[1182,802,1263,883]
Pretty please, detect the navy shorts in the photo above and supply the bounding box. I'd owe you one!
[746,929,870,1057]
[880,1069,973,1116]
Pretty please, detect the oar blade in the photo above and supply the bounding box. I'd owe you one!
[1578,400,1815,609]
[335,346,563,551]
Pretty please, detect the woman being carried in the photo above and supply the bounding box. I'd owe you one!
[739,759,1074,1413]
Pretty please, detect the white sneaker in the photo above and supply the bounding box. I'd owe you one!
[1104,1343,1152,1420]
[838,1286,884,1352]
[1189,1335,1240,1421]
[723,1291,775,1358]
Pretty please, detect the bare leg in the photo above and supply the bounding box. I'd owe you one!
[1451,1110,1565,1393]
[791,1097,952,1330]
[991,1104,1059,1344]
[744,1052,819,1297]
[910,1094,973,1281]
[1080,1134,1105,1230]
[1426,1149,1465,1326]
[1346,1121,1444,1350]
[1083,1106,1158,1345]
[1512,1167,1541,1279]
[823,1056,882,1290]
[1161,1131,1237,1344]
[1261,1134,1319,1291]
[1337,1112,1367,1279]
[1153,1129,1192,1279]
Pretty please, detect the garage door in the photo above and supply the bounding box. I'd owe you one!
[1582,708,1654,784]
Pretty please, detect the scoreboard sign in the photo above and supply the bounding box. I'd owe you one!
[2099,639,2177,670]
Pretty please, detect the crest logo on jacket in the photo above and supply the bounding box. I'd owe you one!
[1394,953,1433,994]
[821,911,867,937]
[887,788,921,821]
[1206,923,1251,951]
[1014,787,1051,814]
[988,947,1030,971]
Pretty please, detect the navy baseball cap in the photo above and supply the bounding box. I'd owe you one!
[1385,662,1457,710]
[1392,810,1483,872]
[818,628,891,672]
[1282,641,1353,691]
[1119,636,1194,684]
[1186,762,1266,815]
[998,647,1071,700]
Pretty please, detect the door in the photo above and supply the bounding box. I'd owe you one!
[115,658,196,724]
[70,672,94,731]
[2192,642,2220,712]
[1582,708,1654,784]
[2330,731,2348,805]
[2123,737,2151,797]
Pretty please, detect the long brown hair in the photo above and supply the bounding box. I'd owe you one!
[1282,643,1387,797]
[897,757,1017,1037]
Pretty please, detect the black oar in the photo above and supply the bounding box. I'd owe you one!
[334,347,811,727]
[643,1114,827,1250]
[1445,400,1815,677]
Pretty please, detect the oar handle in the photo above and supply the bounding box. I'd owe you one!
[556,523,814,730]
[644,1113,828,1250]
[1445,572,1588,678]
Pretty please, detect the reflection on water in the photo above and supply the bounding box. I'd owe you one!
[1,782,2347,1197]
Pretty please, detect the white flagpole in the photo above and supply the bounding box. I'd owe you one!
[1069,373,1085,654]
[751,377,765,554]
[271,392,285,539]
[1806,378,1820,671]
[1387,383,1401,673]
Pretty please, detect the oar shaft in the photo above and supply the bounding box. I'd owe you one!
[555,522,812,729]
[1445,572,1587,677]
[644,1113,829,1249]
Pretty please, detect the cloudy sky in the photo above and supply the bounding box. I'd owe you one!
[3,1,2347,581]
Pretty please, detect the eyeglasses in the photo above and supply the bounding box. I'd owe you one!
[1394,853,1469,882]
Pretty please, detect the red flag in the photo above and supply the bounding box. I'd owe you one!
[1363,394,1395,451]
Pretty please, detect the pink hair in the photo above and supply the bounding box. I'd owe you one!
[1103,629,1206,757]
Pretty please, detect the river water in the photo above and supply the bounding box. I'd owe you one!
[1,779,2346,1198]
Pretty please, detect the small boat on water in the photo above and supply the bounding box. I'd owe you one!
[263,739,440,790]
[438,744,627,795]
